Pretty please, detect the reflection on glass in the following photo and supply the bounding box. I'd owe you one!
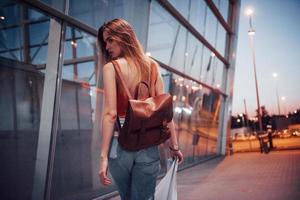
[0,1,49,199]
[160,69,221,168]
[148,1,225,91]
[68,0,150,48]
[50,24,114,200]
[213,0,229,21]
[167,0,227,57]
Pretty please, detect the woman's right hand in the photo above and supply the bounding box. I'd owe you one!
[98,158,112,186]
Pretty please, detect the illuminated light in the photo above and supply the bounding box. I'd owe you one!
[179,84,183,87]
[191,86,199,91]
[281,96,286,101]
[237,119,241,123]
[146,52,151,56]
[182,107,192,115]
[0,16,5,20]
[186,85,189,89]
[173,95,177,101]
[185,52,188,56]
[174,79,178,83]
[89,90,93,96]
[178,77,184,82]
[248,29,255,35]
[272,73,278,78]
[239,113,243,117]
[216,84,221,88]
[71,40,77,47]
[211,52,215,57]
[294,110,297,114]
[181,96,186,101]
[174,107,182,114]
[245,8,254,16]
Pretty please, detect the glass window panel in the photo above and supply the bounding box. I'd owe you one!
[30,45,48,65]
[0,68,14,130]
[51,24,113,200]
[216,23,227,56]
[148,1,225,88]
[39,0,65,11]
[0,27,21,51]
[77,62,95,85]
[28,8,48,21]
[62,64,74,80]
[29,21,49,46]
[167,0,227,57]
[0,3,20,26]
[213,0,229,21]
[0,2,50,199]
[68,0,150,48]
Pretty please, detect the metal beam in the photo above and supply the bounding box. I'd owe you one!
[31,18,64,200]
[204,0,233,34]
[157,0,230,67]
[16,0,97,36]
[155,59,227,97]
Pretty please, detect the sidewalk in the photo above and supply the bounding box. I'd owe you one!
[107,150,300,200]
[177,150,300,200]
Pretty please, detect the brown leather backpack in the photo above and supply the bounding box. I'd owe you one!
[112,60,173,151]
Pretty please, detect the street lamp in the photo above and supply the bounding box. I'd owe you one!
[246,8,263,132]
[272,72,281,115]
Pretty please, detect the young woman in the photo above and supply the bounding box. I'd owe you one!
[98,18,183,200]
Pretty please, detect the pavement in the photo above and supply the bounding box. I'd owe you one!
[177,150,300,200]
[107,150,300,200]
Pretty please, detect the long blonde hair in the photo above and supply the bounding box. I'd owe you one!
[97,18,150,82]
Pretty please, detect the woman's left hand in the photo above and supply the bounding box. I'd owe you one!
[98,158,112,186]
[170,149,183,164]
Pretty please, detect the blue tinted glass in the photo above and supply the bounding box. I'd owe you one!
[39,0,65,11]
[30,46,48,64]
[77,62,95,84]
[0,27,21,50]
[29,21,50,45]
[0,4,19,26]
[62,64,74,80]
[28,8,48,21]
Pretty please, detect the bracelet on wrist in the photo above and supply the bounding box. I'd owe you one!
[169,146,180,152]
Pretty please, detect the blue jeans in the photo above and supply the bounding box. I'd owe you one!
[109,143,160,200]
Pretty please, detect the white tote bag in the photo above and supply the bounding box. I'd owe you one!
[155,158,178,200]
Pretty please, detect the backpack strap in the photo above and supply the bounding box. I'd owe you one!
[111,60,133,100]
[150,60,158,97]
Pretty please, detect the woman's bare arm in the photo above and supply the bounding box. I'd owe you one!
[99,62,117,185]
[100,62,117,159]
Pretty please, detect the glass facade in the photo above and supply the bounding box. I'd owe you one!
[0,2,50,200]
[0,0,240,199]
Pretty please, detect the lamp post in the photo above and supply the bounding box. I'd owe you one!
[272,73,281,115]
[246,8,263,132]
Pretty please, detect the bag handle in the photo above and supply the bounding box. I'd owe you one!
[111,60,133,99]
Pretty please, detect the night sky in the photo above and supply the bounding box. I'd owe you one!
[232,0,300,116]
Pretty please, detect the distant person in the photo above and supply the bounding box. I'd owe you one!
[97,18,183,200]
